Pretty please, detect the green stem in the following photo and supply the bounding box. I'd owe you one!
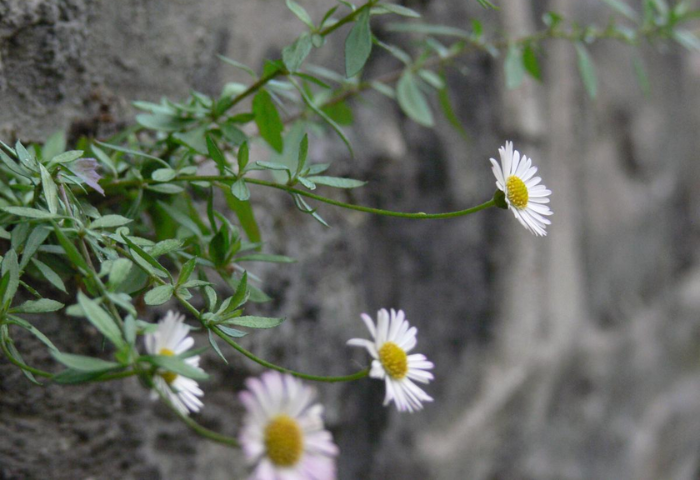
[242,178,497,219]
[151,377,239,447]
[168,291,369,383]
[213,327,370,383]
[0,335,53,378]
[109,175,495,219]
[214,1,377,119]
[317,0,377,37]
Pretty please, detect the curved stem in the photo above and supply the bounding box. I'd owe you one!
[0,336,53,378]
[213,327,370,383]
[242,178,497,219]
[166,291,369,383]
[152,378,239,447]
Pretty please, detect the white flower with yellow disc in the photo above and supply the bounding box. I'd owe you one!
[490,141,553,236]
[238,371,339,480]
[144,310,204,415]
[347,308,434,413]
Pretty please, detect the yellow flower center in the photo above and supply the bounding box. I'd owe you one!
[264,414,304,467]
[378,342,408,380]
[506,176,528,209]
[158,348,177,384]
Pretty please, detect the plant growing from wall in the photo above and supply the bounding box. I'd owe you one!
[1,0,697,477]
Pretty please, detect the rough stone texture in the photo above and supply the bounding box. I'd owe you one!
[2,1,700,479]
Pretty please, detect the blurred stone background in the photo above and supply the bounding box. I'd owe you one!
[2,0,700,479]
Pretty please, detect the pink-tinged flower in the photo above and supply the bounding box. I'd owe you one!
[239,371,338,480]
[490,141,552,236]
[347,309,434,413]
[72,158,104,195]
[144,311,204,415]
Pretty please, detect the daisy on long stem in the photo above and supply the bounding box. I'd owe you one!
[239,371,339,480]
[490,141,553,236]
[347,309,434,413]
[144,311,204,415]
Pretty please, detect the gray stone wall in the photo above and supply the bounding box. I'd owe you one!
[2,1,700,479]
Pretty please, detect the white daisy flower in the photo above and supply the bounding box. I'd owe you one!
[490,141,553,236]
[239,371,339,480]
[144,310,204,415]
[347,309,434,413]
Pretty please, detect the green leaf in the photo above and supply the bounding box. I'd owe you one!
[173,127,208,155]
[95,141,169,166]
[145,184,184,195]
[229,271,249,310]
[178,258,197,286]
[231,179,251,201]
[144,285,174,305]
[522,44,541,81]
[121,233,172,280]
[418,69,445,89]
[321,101,354,125]
[157,201,202,237]
[217,325,248,338]
[505,44,525,89]
[477,0,499,9]
[255,161,291,172]
[2,206,57,219]
[295,134,309,178]
[151,168,178,182]
[53,369,112,384]
[0,149,32,178]
[136,114,193,132]
[217,55,256,78]
[437,80,469,140]
[31,258,67,293]
[206,136,228,175]
[283,34,313,73]
[149,239,185,257]
[385,23,469,38]
[7,317,58,351]
[39,165,59,215]
[306,175,366,188]
[1,251,19,307]
[286,0,315,28]
[77,292,125,348]
[52,351,121,372]
[223,190,261,244]
[208,329,228,363]
[290,78,354,157]
[209,228,229,267]
[11,298,64,313]
[20,226,50,270]
[47,150,83,166]
[236,254,296,263]
[52,224,90,273]
[108,258,133,289]
[224,274,270,303]
[298,177,316,190]
[15,141,37,171]
[253,90,284,153]
[90,215,133,229]
[223,315,285,329]
[238,141,249,172]
[221,122,248,146]
[372,4,421,17]
[146,354,209,381]
[575,42,598,99]
[345,7,373,77]
[396,72,434,127]
[600,0,638,20]
[42,131,67,162]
